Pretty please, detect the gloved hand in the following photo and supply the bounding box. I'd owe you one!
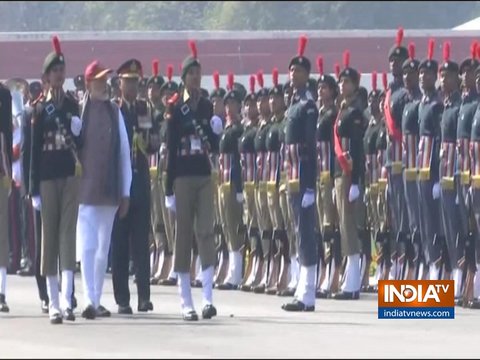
[210,115,224,135]
[348,184,360,202]
[32,196,42,211]
[432,182,441,200]
[165,195,176,213]
[70,116,82,136]
[301,188,315,208]
[236,192,244,203]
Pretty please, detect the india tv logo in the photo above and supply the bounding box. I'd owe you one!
[378,280,454,319]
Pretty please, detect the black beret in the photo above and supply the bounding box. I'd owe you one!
[224,89,243,104]
[388,46,409,61]
[339,67,360,85]
[160,80,179,93]
[147,76,165,88]
[210,88,226,100]
[402,58,420,72]
[269,85,284,97]
[419,59,439,73]
[439,61,459,74]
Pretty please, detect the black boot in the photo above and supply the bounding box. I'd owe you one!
[0,294,9,313]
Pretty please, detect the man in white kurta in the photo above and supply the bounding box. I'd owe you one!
[76,61,132,320]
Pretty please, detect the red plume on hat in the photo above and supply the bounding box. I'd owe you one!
[272,67,279,87]
[227,72,234,91]
[249,75,255,94]
[167,64,173,82]
[213,71,220,90]
[371,71,377,92]
[152,59,159,77]
[298,35,307,57]
[427,39,435,61]
[471,41,478,60]
[188,40,198,59]
[334,63,340,80]
[256,70,264,89]
[395,27,404,47]
[343,50,350,69]
[317,56,324,76]
[408,42,415,60]
[382,72,388,91]
[52,35,62,55]
[443,41,451,63]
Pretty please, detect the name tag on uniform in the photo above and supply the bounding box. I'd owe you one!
[190,136,202,151]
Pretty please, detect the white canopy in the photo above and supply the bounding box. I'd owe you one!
[453,17,480,30]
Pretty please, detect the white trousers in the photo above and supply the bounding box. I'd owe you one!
[77,204,117,308]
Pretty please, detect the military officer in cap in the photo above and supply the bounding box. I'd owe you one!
[281,35,319,311]
[110,58,160,314]
[455,42,479,303]
[330,50,364,300]
[401,43,423,280]
[417,39,443,280]
[216,73,245,290]
[30,36,82,324]
[164,40,221,321]
[315,58,341,298]
[0,80,12,313]
[73,74,86,103]
[384,27,410,280]
[155,65,180,286]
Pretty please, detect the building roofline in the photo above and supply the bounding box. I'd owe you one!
[0,29,477,42]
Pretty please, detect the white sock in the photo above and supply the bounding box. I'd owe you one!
[168,255,177,279]
[201,266,214,306]
[178,272,194,311]
[453,268,463,298]
[81,248,96,307]
[224,251,242,285]
[47,275,60,315]
[0,267,6,295]
[320,261,331,292]
[429,264,440,281]
[294,265,316,306]
[474,263,480,299]
[195,256,203,282]
[374,263,383,285]
[245,256,257,285]
[341,254,361,292]
[287,256,299,289]
[61,270,73,310]
[417,262,425,280]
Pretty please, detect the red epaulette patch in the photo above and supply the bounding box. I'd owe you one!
[167,92,179,105]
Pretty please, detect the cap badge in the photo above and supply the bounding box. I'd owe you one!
[396,49,400,54]
[130,62,137,72]
[59,56,64,62]
[299,57,303,63]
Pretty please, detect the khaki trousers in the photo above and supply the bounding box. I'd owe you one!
[40,177,79,276]
[334,175,361,257]
[280,185,296,255]
[174,176,216,273]
[255,184,273,255]
[316,178,338,236]
[0,179,9,268]
[243,185,258,251]
[218,184,244,252]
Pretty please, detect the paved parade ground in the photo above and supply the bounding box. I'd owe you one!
[1,275,479,358]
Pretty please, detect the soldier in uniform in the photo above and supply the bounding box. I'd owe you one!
[264,68,289,295]
[417,39,443,280]
[362,72,383,291]
[145,59,167,284]
[315,59,341,298]
[110,59,159,314]
[73,74,86,103]
[384,28,410,280]
[401,43,423,280]
[156,65,180,286]
[437,43,461,282]
[252,70,274,293]
[77,61,132,320]
[330,50,364,300]
[467,64,480,308]
[0,81,12,313]
[164,40,221,321]
[30,36,82,324]
[455,42,479,304]
[209,72,228,286]
[216,73,245,290]
[239,76,262,291]
[281,35,319,311]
